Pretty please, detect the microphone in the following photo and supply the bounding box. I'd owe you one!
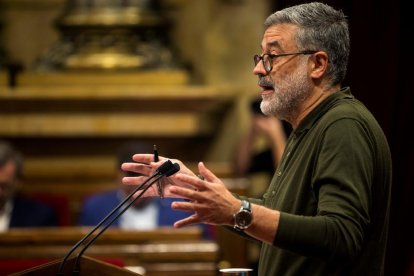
[57,160,180,275]
[157,160,180,177]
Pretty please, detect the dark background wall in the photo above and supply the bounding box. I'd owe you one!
[272,1,413,275]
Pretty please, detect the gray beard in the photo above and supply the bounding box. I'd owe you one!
[260,60,311,120]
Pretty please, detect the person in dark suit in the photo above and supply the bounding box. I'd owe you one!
[79,142,213,238]
[0,140,58,231]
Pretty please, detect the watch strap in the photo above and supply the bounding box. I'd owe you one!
[233,200,252,231]
[241,199,251,211]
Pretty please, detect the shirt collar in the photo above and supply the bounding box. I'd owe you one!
[293,87,353,136]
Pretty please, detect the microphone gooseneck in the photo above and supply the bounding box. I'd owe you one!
[57,160,179,275]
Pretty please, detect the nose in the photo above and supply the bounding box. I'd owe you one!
[253,60,267,76]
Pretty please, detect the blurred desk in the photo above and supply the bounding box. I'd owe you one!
[0,227,218,276]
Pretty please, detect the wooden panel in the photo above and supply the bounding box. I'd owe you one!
[0,89,234,115]
[0,227,219,276]
[23,157,233,179]
[0,71,190,86]
[0,80,236,138]
[0,243,218,262]
[0,113,213,137]
[0,72,238,164]
[0,227,203,245]
[0,82,235,102]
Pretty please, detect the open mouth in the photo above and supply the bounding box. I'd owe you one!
[258,77,274,94]
[260,85,274,94]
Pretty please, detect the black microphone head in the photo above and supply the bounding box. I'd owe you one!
[165,163,180,177]
[156,160,180,176]
[156,160,174,174]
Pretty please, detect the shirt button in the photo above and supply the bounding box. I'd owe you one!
[286,151,291,157]
[276,171,282,176]
[272,191,276,195]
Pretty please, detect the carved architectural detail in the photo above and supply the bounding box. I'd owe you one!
[35,0,179,71]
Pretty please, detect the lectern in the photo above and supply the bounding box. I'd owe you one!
[10,255,141,276]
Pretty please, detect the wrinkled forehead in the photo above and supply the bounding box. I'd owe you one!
[261,24,299,52]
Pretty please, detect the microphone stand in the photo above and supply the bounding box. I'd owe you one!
[72,174,164,274]
[57,160,178,275]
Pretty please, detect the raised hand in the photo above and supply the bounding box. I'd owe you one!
[121,153,197,198]
[169,162,240,228]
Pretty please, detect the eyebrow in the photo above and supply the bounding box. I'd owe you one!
[261,40,283,52]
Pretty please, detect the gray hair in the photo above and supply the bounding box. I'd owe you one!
[264,2,349,86]
[0,140,23,178]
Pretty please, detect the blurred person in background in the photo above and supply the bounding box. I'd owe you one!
[233,97,289,178]
[0,140,58,232]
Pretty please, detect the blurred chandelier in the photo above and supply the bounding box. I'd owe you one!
[36,0,177,70]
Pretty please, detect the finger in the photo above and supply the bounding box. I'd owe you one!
[122,175,148,185]
[198,162,220,183]
[121,162,152,176]
[166,173,200,188]
[169,186,203,202]
[132,153,167,164]
[171,200,196,212]
[173,214,201,228]
[173,174,206,191]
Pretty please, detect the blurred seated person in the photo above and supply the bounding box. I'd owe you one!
[233,98,290,177]
[79,142,213,238]
[0,140,58,232]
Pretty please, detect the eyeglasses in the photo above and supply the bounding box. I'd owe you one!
[254,51,317,73]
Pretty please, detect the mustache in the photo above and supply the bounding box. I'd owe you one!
[258,77,274,88]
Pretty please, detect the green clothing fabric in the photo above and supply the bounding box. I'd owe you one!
[246,88,391,275]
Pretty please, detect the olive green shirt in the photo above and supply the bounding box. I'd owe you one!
[245,88,391,275]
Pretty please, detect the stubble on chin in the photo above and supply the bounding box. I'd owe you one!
[260,90,292,120]
[260,93,278,116]
[260,60,311,120]
[261,89,309,121]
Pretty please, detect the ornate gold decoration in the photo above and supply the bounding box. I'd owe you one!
[36,0,178,71]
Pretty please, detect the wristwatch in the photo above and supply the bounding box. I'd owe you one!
[233,200,253,231]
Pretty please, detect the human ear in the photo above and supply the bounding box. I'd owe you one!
[309,51,329,79]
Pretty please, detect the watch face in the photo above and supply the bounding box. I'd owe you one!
[235,210,252,228]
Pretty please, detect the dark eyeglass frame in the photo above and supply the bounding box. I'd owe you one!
[254,51,317,73]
